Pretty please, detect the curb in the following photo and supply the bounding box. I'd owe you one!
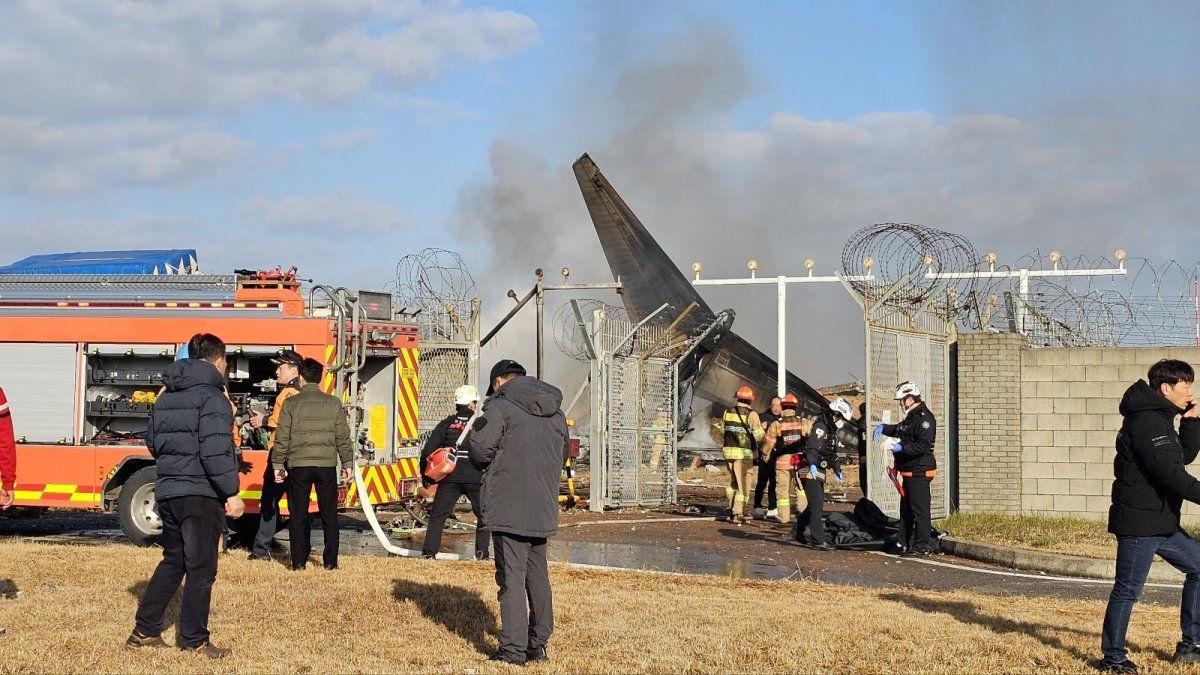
[941,536,1185,585]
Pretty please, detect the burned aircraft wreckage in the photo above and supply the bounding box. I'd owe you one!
[571,153,860,447]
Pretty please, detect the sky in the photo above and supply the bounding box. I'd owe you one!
[3,0,1199,389]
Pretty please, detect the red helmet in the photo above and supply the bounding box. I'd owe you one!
[736,386,754,403]
[781,394,799,409]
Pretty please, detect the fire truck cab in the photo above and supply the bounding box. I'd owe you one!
[0,250,423,544]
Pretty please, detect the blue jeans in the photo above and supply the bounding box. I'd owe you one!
[1102,530,1200,661]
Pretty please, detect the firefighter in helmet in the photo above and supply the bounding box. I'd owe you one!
[722,385,764,524]
[758,393,809,524]
[799,397,851,550]
[874,381,937,556]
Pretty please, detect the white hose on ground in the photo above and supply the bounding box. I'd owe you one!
[353,461,466,560]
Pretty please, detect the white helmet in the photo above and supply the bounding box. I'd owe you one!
[454,384,480,406]
[830,397,853,420]
[893,381,921,400]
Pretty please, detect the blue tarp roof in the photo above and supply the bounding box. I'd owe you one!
[0,250,199,275]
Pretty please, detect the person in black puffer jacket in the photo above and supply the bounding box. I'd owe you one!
[127,333,243,659]
[1100,359,1200,673]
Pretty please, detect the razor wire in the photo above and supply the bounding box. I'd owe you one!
[393,248,478,341]
[842,225,1200,348]
[841,223,980,311]
[552,299,629,361]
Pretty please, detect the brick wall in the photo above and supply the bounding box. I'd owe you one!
[956,338,1200,523]
[957,333,1024,513]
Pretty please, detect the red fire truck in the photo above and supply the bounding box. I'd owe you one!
[0,251,423,544]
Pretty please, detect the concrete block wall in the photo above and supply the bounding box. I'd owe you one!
[956,336,1200,523]
[957,333,1024,513]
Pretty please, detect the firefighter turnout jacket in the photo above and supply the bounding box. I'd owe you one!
[761,412,809,469]
[723,404,764,460]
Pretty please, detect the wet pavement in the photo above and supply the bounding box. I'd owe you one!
[0,499,1185,608]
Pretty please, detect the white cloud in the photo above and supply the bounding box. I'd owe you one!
[395,96,479,126]
[244,189,412,235]
[0,116,253,194]
[0,1,539,118]
[315,128,378,152]
[0,1,539,194]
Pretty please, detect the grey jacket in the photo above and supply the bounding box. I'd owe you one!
[466,376,568,538]
[271,384,353,470]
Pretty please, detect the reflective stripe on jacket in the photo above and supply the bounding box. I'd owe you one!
[722,405,762,460]
[773,416,809,469]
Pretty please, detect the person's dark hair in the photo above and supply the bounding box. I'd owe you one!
[187,333,226,363]
[298,358,323,384]
[1149,359,1195,390]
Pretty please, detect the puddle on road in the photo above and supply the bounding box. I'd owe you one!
[23,524,880,585]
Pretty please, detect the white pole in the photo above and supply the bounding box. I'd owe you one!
[777,276,787,398]
[1018,268,1029,335]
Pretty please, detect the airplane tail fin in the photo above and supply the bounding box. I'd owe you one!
[572,153,716,336]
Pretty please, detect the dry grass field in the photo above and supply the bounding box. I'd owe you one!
[0,539,1195,673]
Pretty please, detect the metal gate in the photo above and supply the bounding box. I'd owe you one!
[416,343,478,447]
[587,311,678,509]
[865,309,953,519]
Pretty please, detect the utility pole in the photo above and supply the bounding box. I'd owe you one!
[691,258,873,398]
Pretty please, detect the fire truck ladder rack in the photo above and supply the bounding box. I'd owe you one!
[0,274,240,304]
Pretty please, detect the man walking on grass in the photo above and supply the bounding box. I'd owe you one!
[126,333,243,659]
[1100,359,1200,674]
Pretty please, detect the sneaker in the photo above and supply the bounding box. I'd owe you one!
[247,552,272,561]
[183,641,230,659]
[1175,641,1200,664]
[526,645,549,662]
[1098,657,1139,673]
[290,563,307,571]
[809,541,835,551]
[124,630,167,650]
[766,508,778,518]
[323,563,338,570]
[901,548,932,558]
[487,652,525,666]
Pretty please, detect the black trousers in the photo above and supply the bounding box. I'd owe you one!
[287,466,339,568]
[251,455,285,556]
[801,477,825,544]
[134,495,224,648]
[493,532,553,663]
[422,481,488,559]
[752,459,777,510]
[900,475,933,552]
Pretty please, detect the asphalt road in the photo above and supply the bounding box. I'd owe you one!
[0,501,1182,608]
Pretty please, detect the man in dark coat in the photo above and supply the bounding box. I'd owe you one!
[420,383,489,560]
[1100,359,1200,673]
[126,333,243,659]
[466,359,568,666]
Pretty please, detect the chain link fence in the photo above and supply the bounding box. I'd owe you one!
[588,312,678,509]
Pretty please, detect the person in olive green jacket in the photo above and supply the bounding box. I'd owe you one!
[272,358,353,570]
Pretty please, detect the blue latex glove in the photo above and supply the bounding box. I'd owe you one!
[872,424,885,440]
[834,471,843,484]
[891,443,903,454]
[807,465,820,480]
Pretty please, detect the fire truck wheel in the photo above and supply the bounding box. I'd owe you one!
[118,466,163,546]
